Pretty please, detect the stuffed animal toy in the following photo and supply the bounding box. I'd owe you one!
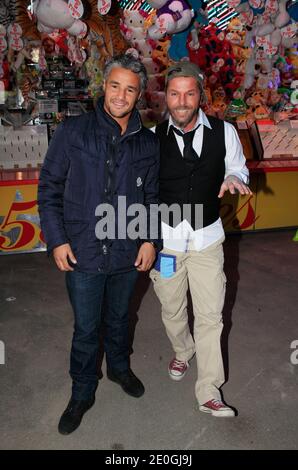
[67,35,87,65]
[246,89,269,107]
[134,39,154,60]
[286,46,298,79]
[33,0,112,37]
[167,0,208,60]
[224,96,248,122]
[211,88,227,118]
[120,9,148,43]
[146,0,194,40]
[85,43,104,100]
[105,3,129,55]
[243,53,259,89]
[0,61,10,96]
[145,90,167,122]
[143,57,161,75]
[188,25,244,99]
[267,88,282,110]
[33,0,88,36]
[253,103,271,119]
[168,29,190,61]
[151,39,170,71]
[15,0,114,61]
[276,57,295,89]
[147,74,165,93]
[11,38,37,71]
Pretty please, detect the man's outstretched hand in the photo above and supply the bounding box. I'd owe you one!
[134,242,156,272]
[53,243,77,271]
[218,175,252,198]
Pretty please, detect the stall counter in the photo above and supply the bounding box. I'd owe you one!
[1,163,298,254]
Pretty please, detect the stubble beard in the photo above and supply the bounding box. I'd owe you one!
[170,107,198,130]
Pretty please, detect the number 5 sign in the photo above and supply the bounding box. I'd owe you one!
[0,182,46,253]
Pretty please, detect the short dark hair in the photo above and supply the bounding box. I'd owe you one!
[103,54,148,92]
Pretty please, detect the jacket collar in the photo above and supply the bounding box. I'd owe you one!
[95,96,142,137]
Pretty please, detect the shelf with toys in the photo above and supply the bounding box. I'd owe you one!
[0,0,298,255]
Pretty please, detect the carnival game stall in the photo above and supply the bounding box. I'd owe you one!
[0,0,297,254]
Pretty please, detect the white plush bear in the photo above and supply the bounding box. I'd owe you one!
[33,0,87,36]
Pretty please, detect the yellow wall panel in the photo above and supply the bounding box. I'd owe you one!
[254,172,298,229]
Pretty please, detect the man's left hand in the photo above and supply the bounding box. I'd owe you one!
[218,175,252,198]
[134,242,156,272]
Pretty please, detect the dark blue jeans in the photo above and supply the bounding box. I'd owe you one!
[65,269,139,401]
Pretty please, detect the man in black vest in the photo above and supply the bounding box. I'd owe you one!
[150,62,252,417]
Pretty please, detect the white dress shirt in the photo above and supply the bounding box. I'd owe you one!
[151,109,249,252]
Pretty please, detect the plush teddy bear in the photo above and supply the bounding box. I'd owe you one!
[246,89,269,107]
[211,87,228,119]
[253,103,271,120]
[34,0,88,36]
[267,89,282,111]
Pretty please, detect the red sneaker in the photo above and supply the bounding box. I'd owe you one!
[168,358,189,381]
[199,399,235,417]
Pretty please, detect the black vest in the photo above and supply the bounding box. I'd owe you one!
[156,116,226,229]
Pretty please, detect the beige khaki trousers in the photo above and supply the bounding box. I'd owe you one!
[150,236,226,405]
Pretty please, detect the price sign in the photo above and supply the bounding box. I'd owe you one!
[281,23,296,39]
[0,37,7,53]
[0,25,6,37]
[0,184,46,253]
[7,23,22,38]
[97,0,111,15]
[68,0,84,19]
[9,37,24,51]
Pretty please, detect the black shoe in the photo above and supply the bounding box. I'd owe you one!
[107,368,145,398]
[58,397,95,435]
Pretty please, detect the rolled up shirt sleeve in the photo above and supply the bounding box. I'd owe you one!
[224,122,249,184]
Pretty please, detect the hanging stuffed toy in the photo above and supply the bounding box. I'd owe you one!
[32,0,111,37]
[168,0,208,61]
[15,1,114,59]
[33,0,87,37]
[146,0,194,40]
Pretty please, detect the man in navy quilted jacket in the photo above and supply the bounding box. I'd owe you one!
[38,54,161,435]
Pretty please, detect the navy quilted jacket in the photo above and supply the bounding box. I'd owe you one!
[38,97,161,273]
